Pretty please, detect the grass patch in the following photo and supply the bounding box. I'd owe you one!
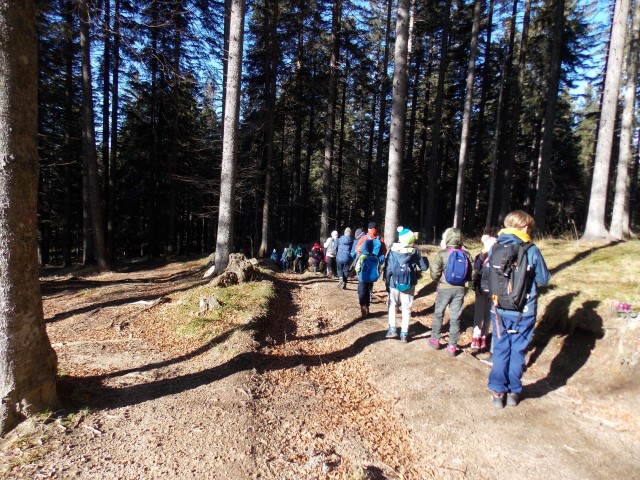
[169,280,275,341]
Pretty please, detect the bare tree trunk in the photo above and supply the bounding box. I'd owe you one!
[582,0,630,240]
[0,0,58,435]
[467,0,494,234]
[424,0,452,242]
[486,0,519,230]
[384,0,411,242]
[610,0,639,239]
[79,0,108,271]
[374,0,394,223]
[63,0,75,267]
[215,0,245,273]
[102,0,111,259]
[533,0,566,233]
[453,0,482,228]
[258,0,279,257]
[336,50,349,229]
[499,0,531,222]
[321,0,342,240]
[108,0,120,264]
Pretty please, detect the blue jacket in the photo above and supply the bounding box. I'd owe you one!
[494,232,551,317]
[336,235,354,263]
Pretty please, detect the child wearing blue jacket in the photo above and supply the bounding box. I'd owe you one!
[487,210,551,408]
[384,227,429,343]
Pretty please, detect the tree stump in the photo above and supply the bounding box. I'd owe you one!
[209,254,259,287]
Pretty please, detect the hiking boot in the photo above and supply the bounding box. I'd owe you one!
[480,336,488,351]
[360,306,369,318]
[428,338,441,350]
[471,337,480,351]
[480,353,493,367]
[447,345,458,357]
[492,391,505,409]
[385,326,398,339]
[506,393,520,407]
[400,331,409,343]
[337,280,344,288]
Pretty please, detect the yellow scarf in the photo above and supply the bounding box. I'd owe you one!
[498,227,530,243]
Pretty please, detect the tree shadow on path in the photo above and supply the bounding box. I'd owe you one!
[59,273,386,411]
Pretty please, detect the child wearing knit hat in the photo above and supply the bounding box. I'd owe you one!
[384,226,429,343]
[429,227,475,356]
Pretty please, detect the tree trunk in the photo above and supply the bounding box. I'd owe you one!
[610,0,639,239]
[581,0,630,240]
[424,0,452,242]
[63,0,75,267]
[467,0,494,234]
[384,0,411,242]
[108,0,120,264]
[499,0,531,223]
[453,0,482,228]
[258,0,279,257]
[215,0,246,273]
[336,48,349,229]
[533,0,566,233]
[321,0,342,240]
[486,0,519,230]
[102,0,111,259]
[79,0,108,271]
[374,0,394,223]
[0,0,58,435]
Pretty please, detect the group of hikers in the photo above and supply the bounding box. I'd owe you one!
[271,209,551,408]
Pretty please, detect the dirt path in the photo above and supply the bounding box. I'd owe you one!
[2,262,639,479]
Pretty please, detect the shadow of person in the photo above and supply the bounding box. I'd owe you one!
[524,300,604,399]
[527,292,578,368]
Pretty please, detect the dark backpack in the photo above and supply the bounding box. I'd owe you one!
[359,254,380,283]
[480,242,534,311]
[390,251,413,292]
[444,248,469,286]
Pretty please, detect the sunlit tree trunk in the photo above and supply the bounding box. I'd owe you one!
[384,0,411,242]
[582,0,630,240]
[453,0,482,228]
[610,0,639,239]
[0,0,58,435]
[215,0,246,272]
[424,0,452,241]
[321,0,342,240]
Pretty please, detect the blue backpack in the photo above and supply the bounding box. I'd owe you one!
[444,248,469,286]
[358,254,380,283]
[390,252,413,291]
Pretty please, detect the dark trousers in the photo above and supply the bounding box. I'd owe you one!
[337,261,350,283]
[358,281,373,307]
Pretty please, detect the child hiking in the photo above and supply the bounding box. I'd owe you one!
[355,239,381,318]
[384,227,429,343]
[429,227,475,357]
[336,228,354,289]
[471,235,497,357]
[481,210,550,408]
[324,231,339,278]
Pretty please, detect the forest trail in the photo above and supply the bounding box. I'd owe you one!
[2,261,639,479]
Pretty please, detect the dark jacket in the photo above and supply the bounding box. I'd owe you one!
[385,243,429,290]
[492,231,551,316]
[336,235,354,263]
